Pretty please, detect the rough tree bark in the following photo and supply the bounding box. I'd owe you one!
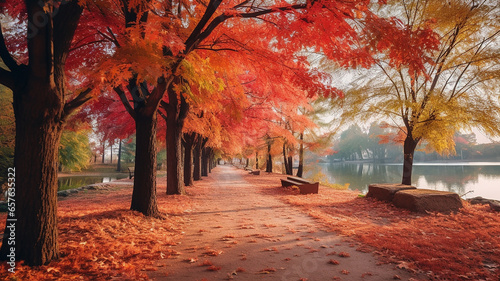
[163,80,189,195]
[130,112,160,217]
[0,0,90,266]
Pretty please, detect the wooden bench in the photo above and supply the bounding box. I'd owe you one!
[280,176,319,194]
[128,167,135,179]
[249,170,260,175]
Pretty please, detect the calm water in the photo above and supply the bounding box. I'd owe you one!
[309,162,500,200]
[58,175,128,191]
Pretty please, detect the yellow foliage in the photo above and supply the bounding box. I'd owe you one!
[334,0,500,157]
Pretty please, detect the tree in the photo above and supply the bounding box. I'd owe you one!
[335,125,368,160]
[0,1,95,265]
[97,0,387,204]
[367,122,391,162]
[334,0,500,184]
[59,130,92,171]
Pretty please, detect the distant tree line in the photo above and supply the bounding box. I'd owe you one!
[329,123,500,163]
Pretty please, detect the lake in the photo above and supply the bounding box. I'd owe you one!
[308,162,500,200]
[58,175,128,191]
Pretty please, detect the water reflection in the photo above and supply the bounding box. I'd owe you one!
[58,175,127,191]
[310,162,500,200]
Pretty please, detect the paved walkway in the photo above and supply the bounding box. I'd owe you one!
[148,166,418,281]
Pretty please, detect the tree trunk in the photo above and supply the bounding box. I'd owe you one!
[208,147,213,173]
[110,142,113,164]
[296,133,304,177]
[287,156,292,174]
[182,133,195,186]
[102,141,105,163]
[130,113,160,217]
[402,134,419,185]
[283,143,290,175]
[116,140,122,172]
[202,147,209,177]
[266,143,273,173]
[256,151,259,170]
[0,89,64,266]
[165,119,184,194]
[0,0,85,266]
[193,136,202,181]
[165,83,189,195]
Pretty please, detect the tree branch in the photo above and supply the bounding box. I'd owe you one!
[144,76,170,116]
[63,88,93,118]
[184,0,224,55]
[184,2,307,57]
[178,92,190,126]
[158,103,167,121]
[114,85,137,120]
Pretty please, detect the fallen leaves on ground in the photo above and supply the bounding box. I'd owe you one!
[258,267,277,274]
[246,172,500,281]
[0,178,192,281]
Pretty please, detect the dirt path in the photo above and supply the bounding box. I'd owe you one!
[148,166,419,281]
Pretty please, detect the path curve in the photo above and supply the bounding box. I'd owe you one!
[149,166,418,281]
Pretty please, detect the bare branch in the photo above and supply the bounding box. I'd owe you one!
[63,88,93,118]
[114,85,137,120]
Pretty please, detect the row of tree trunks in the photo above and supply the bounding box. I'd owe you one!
[193,137,208,180]
[182,133,214,185]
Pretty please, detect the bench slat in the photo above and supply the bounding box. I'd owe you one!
[287,176,312,184]
[280,179,304,187]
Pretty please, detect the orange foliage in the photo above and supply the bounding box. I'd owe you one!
[0,179,192,280]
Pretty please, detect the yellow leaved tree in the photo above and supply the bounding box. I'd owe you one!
[332,0,500,184]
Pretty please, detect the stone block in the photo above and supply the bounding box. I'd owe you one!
[393,189,463,213]
[468,197,500,212]
[366,184,416,202]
